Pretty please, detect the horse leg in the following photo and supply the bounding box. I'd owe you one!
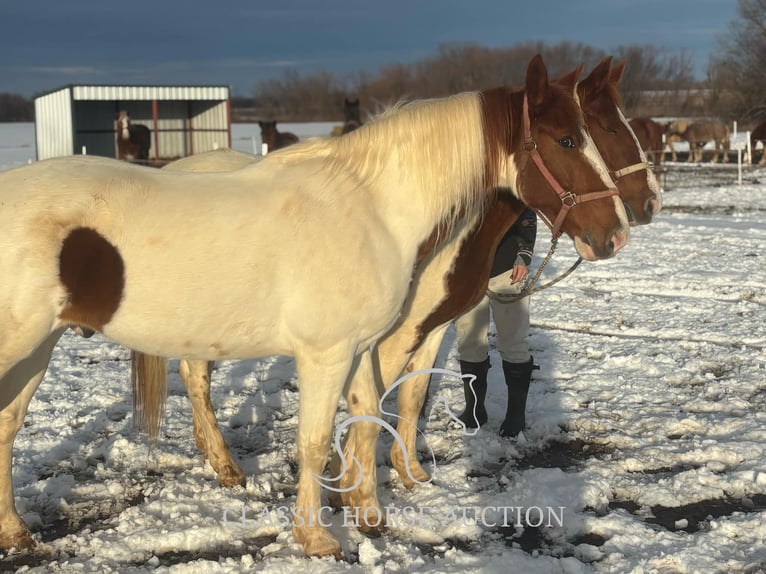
[291,347,354,559]
[0,328,65,550]
[179,359,245,487]
[389,326,449,488]
[327,350,385,536]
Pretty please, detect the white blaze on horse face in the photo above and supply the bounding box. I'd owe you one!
[570,126,630,260]
[119,114,130,140]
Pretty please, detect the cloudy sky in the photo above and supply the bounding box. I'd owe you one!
[0,0,739,97]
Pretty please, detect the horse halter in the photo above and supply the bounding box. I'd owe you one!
[611,161,652,180]
[489,95,621,304]
[518,94,619,239]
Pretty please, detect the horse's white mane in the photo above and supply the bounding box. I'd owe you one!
[268,92,491,235]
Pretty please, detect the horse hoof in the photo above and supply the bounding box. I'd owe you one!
[398,467,431,489]
[293,526,342,559]
[0,529,36,552]
[359,522,386,538]
[216,465,246,488]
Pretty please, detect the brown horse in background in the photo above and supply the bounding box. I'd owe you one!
[116,111,151,162]
[341,98,363,134]
[258,120,299,152]
[629,117,664,167]
[750,120,766,164]
[666,119,730,163]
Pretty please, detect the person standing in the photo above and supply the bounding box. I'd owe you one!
[455,206,537,438]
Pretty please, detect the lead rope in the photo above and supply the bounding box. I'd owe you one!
[486,238,583,303]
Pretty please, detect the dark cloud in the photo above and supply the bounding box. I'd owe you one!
[0,0,738,96]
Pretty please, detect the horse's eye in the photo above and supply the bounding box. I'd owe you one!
[558,136,576,148]
[602,126,618,134]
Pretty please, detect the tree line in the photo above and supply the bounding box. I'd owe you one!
[3,1,763,127]
[247,41,699,122]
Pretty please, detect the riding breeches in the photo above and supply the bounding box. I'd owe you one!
[455,274,530,364]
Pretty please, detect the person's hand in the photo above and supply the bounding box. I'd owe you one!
[510,263,529,284]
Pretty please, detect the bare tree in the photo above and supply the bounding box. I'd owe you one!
[0,93,33,122]
[711,0,766,123]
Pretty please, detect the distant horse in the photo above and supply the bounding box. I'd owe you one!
[258,120,298,152]
[341,98,363,134]
[0,54,629,559]
[629,117,664,167]
[750,120,766,164]
[666,118,730,163]
[116,111,151,162]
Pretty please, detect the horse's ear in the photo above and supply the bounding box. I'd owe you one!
[525,54,550,109]
[609,60,627,85]
[554,63,584,92]
[578,56,613,98]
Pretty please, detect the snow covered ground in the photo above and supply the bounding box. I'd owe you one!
[1,124,765,573]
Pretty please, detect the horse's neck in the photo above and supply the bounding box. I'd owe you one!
[120,124,130,140]
[359,95,492,253]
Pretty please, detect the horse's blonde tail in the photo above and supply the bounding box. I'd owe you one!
[131,350,168,441]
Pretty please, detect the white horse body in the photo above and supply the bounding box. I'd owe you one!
[0,146,443,365]
[0,90,508,557]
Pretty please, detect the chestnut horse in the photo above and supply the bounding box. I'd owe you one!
[0,55,630,559]
[258,120,298,152]
[116,111,151,162]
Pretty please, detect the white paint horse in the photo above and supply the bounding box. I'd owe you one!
[116,111,151,163]
[0,55,630,559]
[133,57,656,531]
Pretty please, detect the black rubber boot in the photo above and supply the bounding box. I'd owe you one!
[456,357,490,428]
[499,356,537,438]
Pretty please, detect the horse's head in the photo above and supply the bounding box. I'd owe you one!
[487,54,630,261]
[575,57,662,225]
[341,98,363,134]
[116,111,131,141]
[258,120,277,148]
[344,98,362,124]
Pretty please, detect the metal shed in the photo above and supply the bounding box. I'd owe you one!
[34,84,231,163]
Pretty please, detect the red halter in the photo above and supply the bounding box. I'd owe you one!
[519,94,619,239]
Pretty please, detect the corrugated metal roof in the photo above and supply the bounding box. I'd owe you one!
[35,84,230,102]
[71,85,229,101]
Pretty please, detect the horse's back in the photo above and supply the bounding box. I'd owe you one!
[686,119,729,142]
[277,132,299,149]
[163,149,260,172]
[0,153,405,358]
